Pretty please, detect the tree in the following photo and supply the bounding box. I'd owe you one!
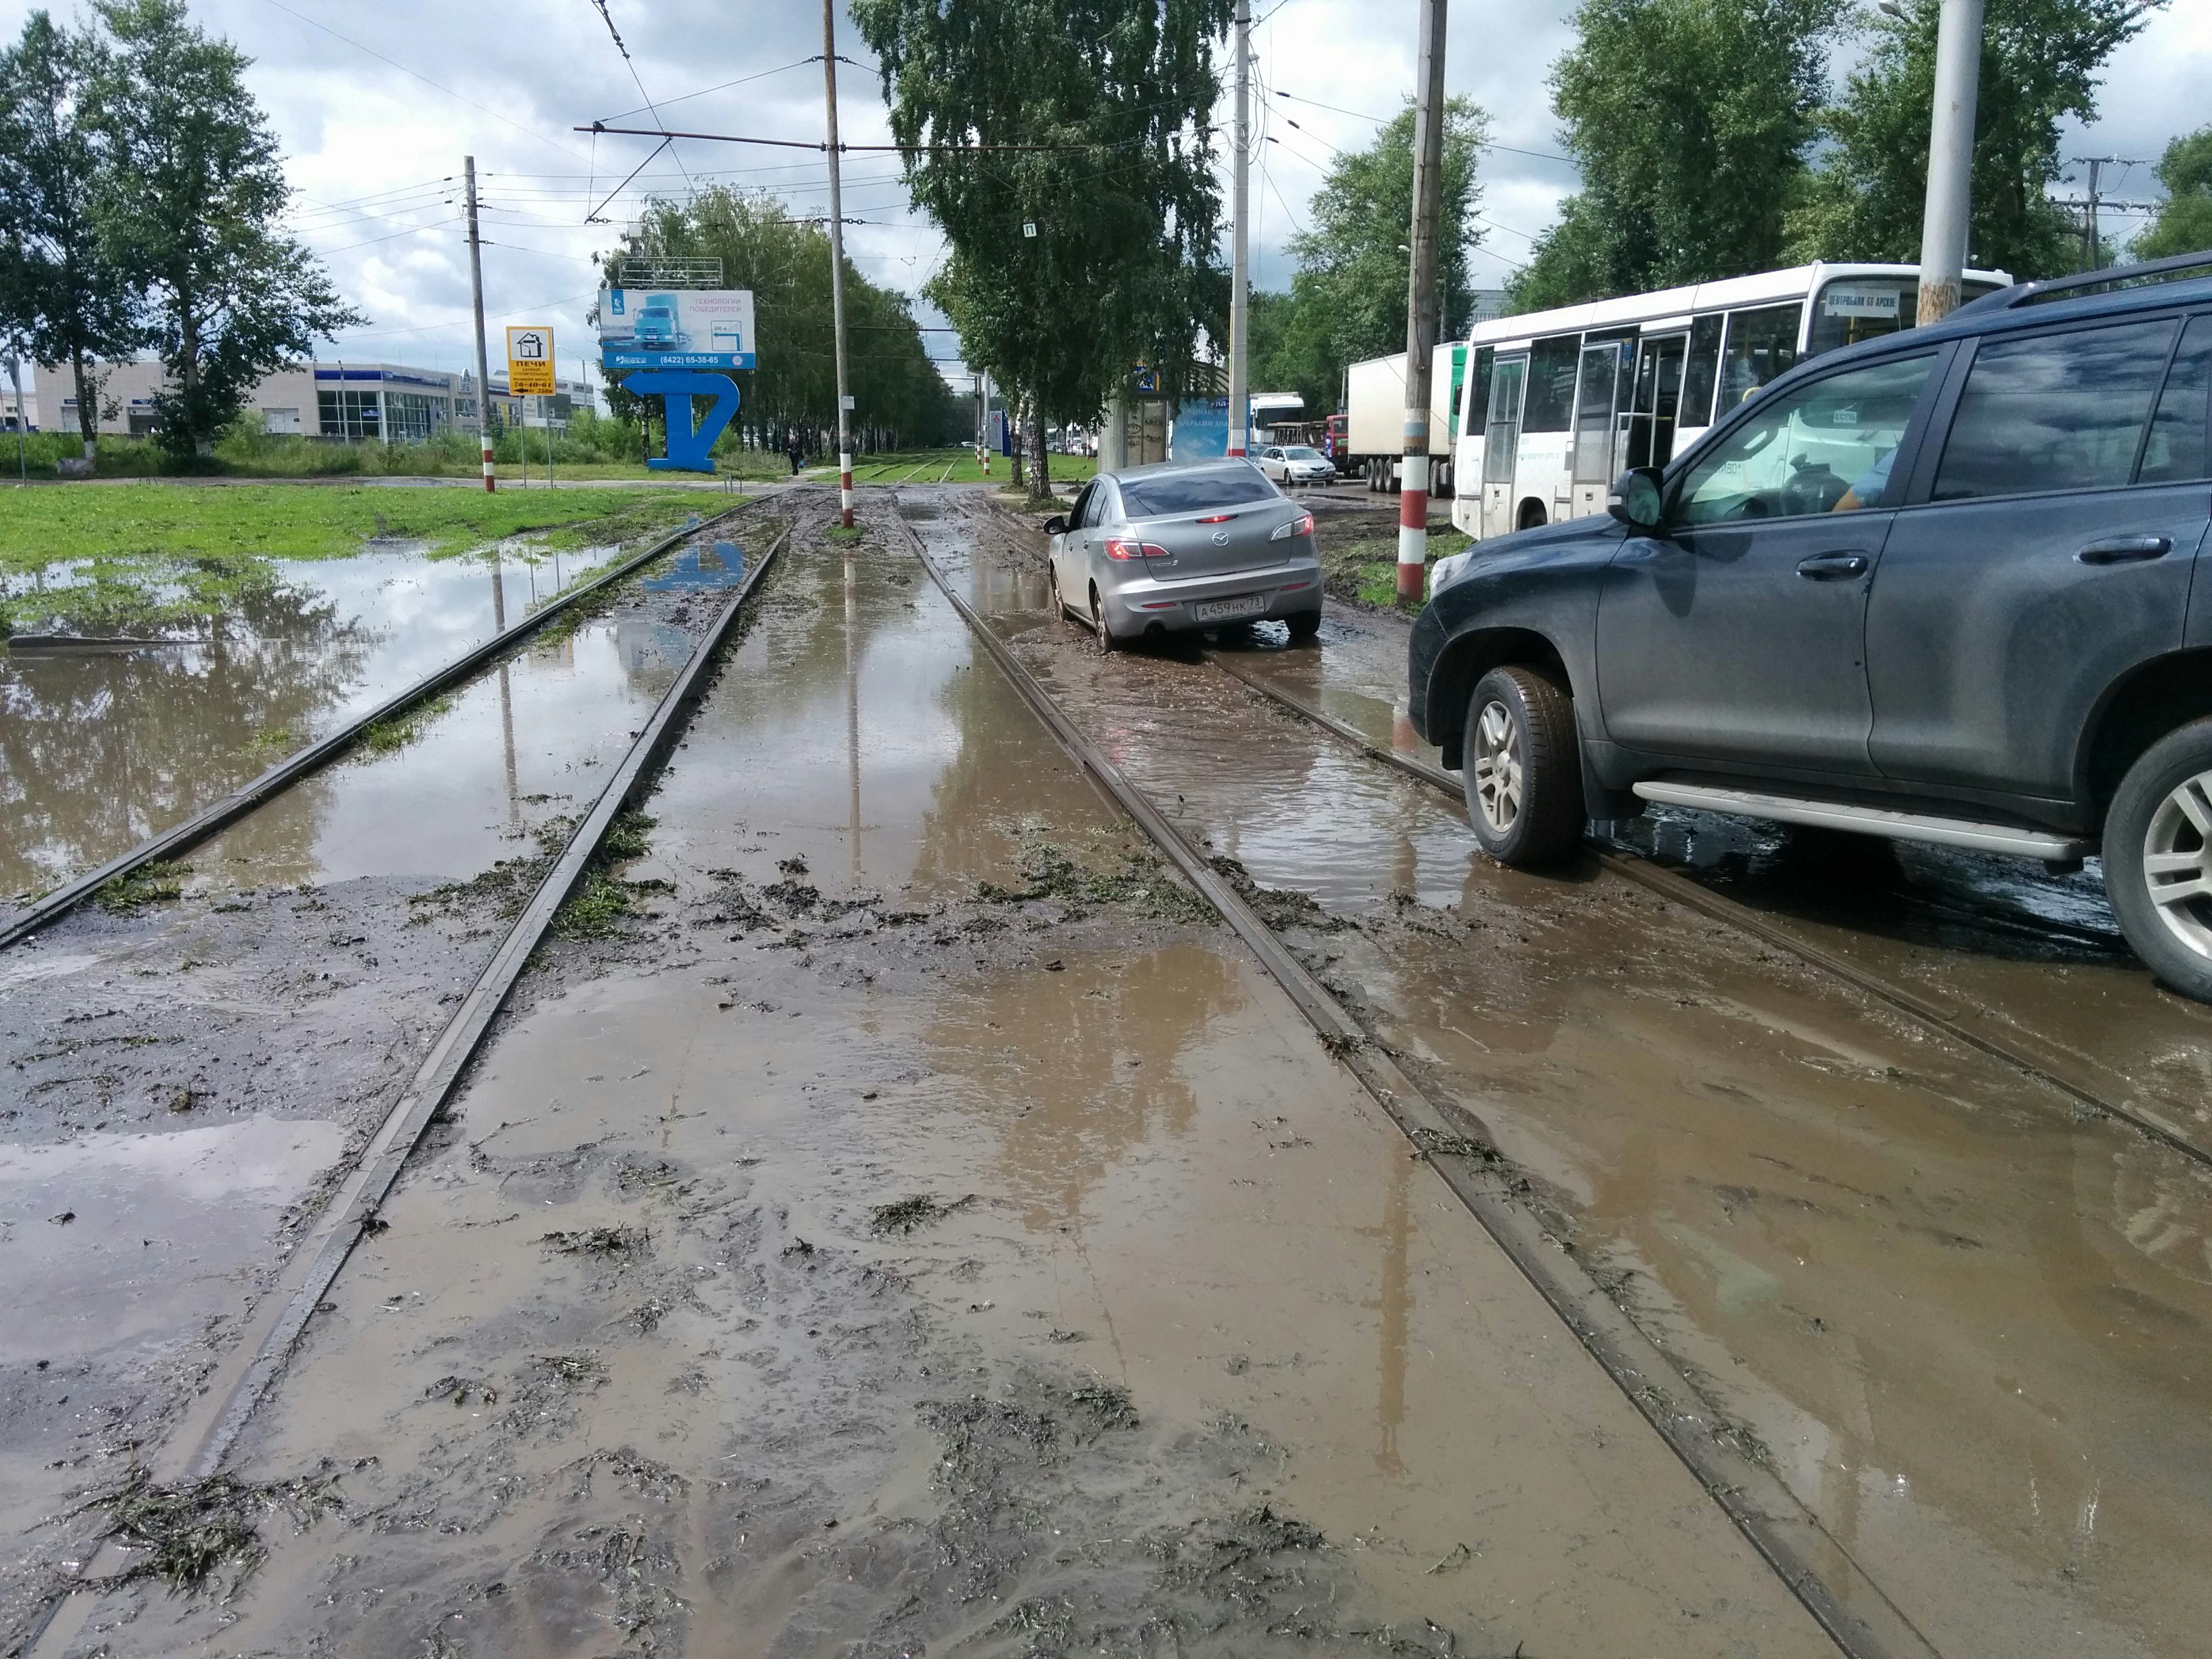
[0,12,137,460]
[853,0,1231,497]
[1284,97,1488,371]
[605,187,963,453]
[1511,0,1845,310]
[1785,0,2163,279]
[87,0,356,464]
[2134,126,2212,263]
[1246,287,1335,426]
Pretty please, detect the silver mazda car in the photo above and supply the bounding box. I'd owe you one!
[1044,459,1323,651]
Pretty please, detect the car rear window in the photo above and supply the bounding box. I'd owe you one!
[1933,317,2179,501]
[1119,470,1278,516]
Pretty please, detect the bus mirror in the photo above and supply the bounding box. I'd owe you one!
[1607,468,1664,531]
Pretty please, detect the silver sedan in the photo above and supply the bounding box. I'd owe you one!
[1257,444,1336,486]
[1046,460,1324,651]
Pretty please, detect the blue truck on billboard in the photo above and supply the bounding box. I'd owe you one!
[598,287,758,371]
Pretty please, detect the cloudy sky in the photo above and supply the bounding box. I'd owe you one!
[6,0,2209,393]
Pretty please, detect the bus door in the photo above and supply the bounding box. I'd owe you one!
[1570,340,1626,519]
[1480,354,1527,539]
[1620,331,1687,474]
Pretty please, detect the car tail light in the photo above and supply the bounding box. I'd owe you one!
[1271,511,1315,541]
[1105,537,1167,560]
[1197,513,1236,525]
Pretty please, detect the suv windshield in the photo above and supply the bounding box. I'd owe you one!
[1120,468,1278,516]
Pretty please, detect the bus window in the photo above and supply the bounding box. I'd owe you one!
[1467,346,1495,438]
[1483,356,1526,486]
[1523,335,1581,433]
[1808,277,1914,354]
[1448,344,1469,442]
[1683,314,1723,429]
[1572,340,1626,485]
[1719,302,1803,407]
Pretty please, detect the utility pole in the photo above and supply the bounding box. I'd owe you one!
[2068,156,2149,270]
[465,157,497,492]
[823,0,855,529]
[1915,0,1984,325]
[1227,0,1250,459]
[8,354,24,484]
[1397,0,1448,603]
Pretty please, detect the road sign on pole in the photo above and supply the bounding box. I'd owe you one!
[506,327,557,396]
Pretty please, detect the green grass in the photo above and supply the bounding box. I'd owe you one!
[1319,522,1471,609]
[357,693,456,757]
[93,859,189,915]
[820,448,1099,489]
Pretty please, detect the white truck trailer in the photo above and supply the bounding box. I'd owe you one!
[1340,344,1467,495]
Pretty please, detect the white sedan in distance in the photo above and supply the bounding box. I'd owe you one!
[1256,444,1336,487]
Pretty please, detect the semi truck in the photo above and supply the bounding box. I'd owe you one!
[1338,344,1468,495]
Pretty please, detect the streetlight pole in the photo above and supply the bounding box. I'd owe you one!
[466,156,497,491]
[1915,0,1984,325]
[1396,0,1448,603]
[823,0,855,529]
[1227,0,1250,459]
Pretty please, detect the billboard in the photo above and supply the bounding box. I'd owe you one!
[598,287,756,371]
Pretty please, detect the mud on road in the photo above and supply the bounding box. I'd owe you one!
[23,493,1841,1658]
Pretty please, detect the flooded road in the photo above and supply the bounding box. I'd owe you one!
[932,490,2212,1659]
[74,506,1839,1657]
[1,539,635,901]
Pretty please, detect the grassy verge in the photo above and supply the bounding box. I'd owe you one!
[1317,518,1471,609]
[823,449,1099,489]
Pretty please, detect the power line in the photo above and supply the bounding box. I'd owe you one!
[595,56,823,125]
[579,122,1117,154]
[1269,87,1578,167]
[588,1,693,186]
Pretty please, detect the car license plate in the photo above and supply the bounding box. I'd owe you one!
[1193,594,1268,623]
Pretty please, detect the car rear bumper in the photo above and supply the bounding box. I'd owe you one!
[1100,556,1324,634]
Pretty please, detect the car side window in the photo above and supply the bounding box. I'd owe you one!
[1932,317,2178,501]
[1080,482,1113,529]
[2139,314,2212,485]
[1066,482,1096,530]
[1672,352,1937,528]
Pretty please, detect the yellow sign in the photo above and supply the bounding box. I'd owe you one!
[505,325,556,395]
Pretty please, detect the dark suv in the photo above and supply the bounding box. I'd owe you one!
[1408,253,2212,1000]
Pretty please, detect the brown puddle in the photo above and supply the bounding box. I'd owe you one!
[87,513,1834,1656]
[943,497,2212,1659]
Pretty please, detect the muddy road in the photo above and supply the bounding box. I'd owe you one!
[8,485,2210,1658]
[14,493,1841,1658]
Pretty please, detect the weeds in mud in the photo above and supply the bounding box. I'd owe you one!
[542,1225,650,1257]
[979,836,1212,924]
[870,1193,975,1235]
[91,1468,341,1593]
[534,1353,607,1387]
[553,868,640,939]
[93,860,188,916]
[1409,1126,1502,1165]
[357,693,455,756]
[601,806,656,862]
[1067,1380,1139,1433]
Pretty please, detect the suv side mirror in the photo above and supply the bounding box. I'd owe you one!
[1607,468,1664,532]
[1043,515,1068,537]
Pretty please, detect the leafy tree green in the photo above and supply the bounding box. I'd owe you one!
[1511,0,1845,310]
[1285,98,1488,365]
[1786,0,2163,278]
[87,0,356,464]
[1246,287,1335,428]
[853,0,1231,496]
[604,187,963,453]
[0,11,138,460]
[2134,126,2212,263]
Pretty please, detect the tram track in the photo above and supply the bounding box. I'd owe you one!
[18,514,800,1657]
[893,494,1929,1659]
[1,495,775,954]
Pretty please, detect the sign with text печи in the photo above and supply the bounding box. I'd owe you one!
[598,288,757,371]
[506,325,556,395]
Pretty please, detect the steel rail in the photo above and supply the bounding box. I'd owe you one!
[1203,649,2212,1171]
[894,504,1933,1659]
[1,499,760,952]
[20,519,796,1658]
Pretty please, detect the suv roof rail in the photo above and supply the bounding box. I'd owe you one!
[1957,248,2212,316]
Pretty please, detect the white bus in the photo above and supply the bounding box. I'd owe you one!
[1449,262,2013,540]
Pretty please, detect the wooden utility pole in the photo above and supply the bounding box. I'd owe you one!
[1227,0,1250,458]
[1396,0,1448,602]
[823,1,855,529]
[465,157,495,492]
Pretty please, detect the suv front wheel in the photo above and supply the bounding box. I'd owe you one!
[1462,666,1583,867]
[2105,719,2212,1002]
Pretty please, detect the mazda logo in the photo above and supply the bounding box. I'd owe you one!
[1211,531,1230,546]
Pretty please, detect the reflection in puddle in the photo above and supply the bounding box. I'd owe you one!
[0,1117,344,1366]
[642,540,745,592]
[1,543,624,897]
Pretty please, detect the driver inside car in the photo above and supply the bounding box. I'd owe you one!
[1830,445,1896,512]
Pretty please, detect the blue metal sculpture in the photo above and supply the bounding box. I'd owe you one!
[623,370,740,473]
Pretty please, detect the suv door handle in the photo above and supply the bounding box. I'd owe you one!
[1797,552,1869,580]
[2077,535,2172,565]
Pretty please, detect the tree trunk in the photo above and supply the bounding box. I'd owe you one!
[1027,403,1051,500]
[71,351,97,459]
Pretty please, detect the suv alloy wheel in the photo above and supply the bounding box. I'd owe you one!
[2104,718,2212,1001]
[1462,665,1583,866]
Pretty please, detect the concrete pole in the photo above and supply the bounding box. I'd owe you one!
[1396,0,1448,602]
[1915,0,1984,325]
[1227,0,1250,459]
[465,157,496,492]
[823,0,855,529]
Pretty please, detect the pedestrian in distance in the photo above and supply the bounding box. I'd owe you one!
[786,429,804,475]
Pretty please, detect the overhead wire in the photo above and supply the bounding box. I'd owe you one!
[587,0,693,186]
